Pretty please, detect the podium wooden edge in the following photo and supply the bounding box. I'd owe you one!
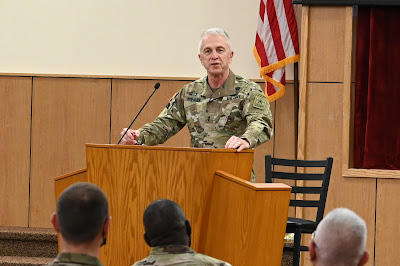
[215,170,292,191]
[85,143,254,154]
[54,168,87,182]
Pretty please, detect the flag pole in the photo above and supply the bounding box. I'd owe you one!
[294,62,299,161]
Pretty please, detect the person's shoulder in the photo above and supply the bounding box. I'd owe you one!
[47,253,102,266]
[193,252,232,265]
[183,76,206,89]
[234,74,263,93]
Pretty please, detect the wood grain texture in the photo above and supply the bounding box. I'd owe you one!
[110,79,190,146]
[273,83,297,216]
[307,6,347,82]
[297,5,310,162]
[30,77,111,227]
[302,83,376,266]
[376,179,400,265]
[253,80,275,183]
[205,171,291,266]
[0,76,31,226]
[78,144,254,266]
[54,169,88,202]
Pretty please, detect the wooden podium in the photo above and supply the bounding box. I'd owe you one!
[54,144,291,266]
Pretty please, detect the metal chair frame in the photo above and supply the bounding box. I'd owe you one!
[265,155,333,266]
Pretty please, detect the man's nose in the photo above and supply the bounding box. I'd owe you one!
[211,50,219,59]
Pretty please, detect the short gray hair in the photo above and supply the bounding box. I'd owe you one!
[198,28,232,53]
[313,208,367,266]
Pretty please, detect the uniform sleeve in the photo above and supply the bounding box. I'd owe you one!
[240,85,273,148]
[138,88,187,146]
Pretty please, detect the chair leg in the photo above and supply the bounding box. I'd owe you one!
[292,228,302,266]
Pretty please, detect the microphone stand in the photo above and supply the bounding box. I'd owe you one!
[117,83,160,144]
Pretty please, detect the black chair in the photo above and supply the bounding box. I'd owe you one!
[265,155,333,266]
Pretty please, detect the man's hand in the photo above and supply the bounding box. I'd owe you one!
[120,128,141,145]
[225,136,250,152]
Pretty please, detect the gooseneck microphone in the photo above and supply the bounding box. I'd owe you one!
[117,82,160,144]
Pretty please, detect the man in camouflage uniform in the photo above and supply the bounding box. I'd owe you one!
[120,28,273,155]
[47,182,111,266]
[133,199,232,266]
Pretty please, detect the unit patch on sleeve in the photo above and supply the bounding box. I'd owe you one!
[253,94,267,110]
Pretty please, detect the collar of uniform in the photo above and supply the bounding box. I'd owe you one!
[150,245,196,255]
[53,252,103,266]
[204,69,236,98]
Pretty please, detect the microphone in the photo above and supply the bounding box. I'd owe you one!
[117,82,160,144]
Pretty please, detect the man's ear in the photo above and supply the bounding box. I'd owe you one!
[144,233,151,247]
[358,250,370,266]
[198,54,203,65]
[185,220,191,236]
[103,216,111,236]
[309,241,316,262]
[50,212,60,233]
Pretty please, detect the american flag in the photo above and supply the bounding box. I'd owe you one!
[254,0,300,102]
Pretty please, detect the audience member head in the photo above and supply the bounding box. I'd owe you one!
[143,199,191,247]
[309,208,369,266]
[198,27,232,53]
[51,182,110,250]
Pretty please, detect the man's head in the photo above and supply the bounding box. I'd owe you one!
[143,199,191,247]
[309,208,369,266]
[198,28,234,79]
[51,182,110,247]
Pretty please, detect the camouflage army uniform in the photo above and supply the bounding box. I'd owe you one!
[132,245,232,266]
[47,252,103,266]
[138,70,273,149]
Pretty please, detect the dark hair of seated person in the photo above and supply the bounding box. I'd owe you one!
[57,182,109,245]
[143,199,191,247]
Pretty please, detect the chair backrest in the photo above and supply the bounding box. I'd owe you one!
[265,155,333,223]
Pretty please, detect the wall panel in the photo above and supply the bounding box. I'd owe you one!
[0,74,296,229]
[0,77,31,226]
[30,77,111,227]
[111,79,190,147]
[271,82,296,216]
[303,83,376,266]
[376,179,400,265]
[308,7,347,82]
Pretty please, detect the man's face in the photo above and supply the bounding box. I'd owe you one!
[198,34,233,78]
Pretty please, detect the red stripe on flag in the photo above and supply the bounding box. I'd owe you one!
[255,33,269,67]
[259,0,266,23]
[266,0,286,61]
[283,0,299,54]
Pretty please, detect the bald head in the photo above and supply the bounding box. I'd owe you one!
[310,208,369,266]
[143,199,191,247]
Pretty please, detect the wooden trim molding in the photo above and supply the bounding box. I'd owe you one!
[0,72,273,84]
[341,6,400,179]
[297,5,310,162]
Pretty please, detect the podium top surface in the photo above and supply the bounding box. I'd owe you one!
[85,143,254,154]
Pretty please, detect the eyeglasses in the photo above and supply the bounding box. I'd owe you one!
[312,231,317,248]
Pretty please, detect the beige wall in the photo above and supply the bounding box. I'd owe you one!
[0,0,296,80]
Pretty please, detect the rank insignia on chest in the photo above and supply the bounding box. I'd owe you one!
[253,95,267,110]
